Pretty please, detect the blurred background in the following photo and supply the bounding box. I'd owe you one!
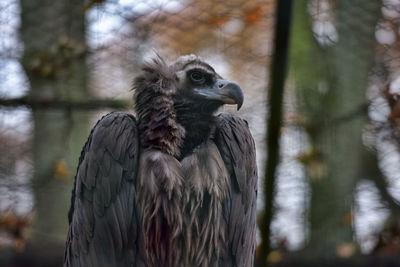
[0,0,400,266]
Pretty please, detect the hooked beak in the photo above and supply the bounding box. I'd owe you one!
[194,79,244,110]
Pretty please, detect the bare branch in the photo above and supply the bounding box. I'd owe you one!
[0,97,131,110]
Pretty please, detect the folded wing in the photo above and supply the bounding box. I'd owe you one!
[64,112,141,267]
[214,113,258,267]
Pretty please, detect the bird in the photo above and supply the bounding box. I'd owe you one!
[64,54,258,267]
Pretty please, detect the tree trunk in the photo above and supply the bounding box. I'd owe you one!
[18,0,89,263]
[290,0,381,258]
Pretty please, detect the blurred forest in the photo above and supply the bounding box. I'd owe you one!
[1,0,400,266]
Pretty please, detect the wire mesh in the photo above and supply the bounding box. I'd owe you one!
[0,0,400,264]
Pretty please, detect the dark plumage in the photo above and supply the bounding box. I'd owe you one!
[64,55,258,267]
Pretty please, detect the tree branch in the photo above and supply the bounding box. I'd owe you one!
[258,0,293,266]
[0,96,131,110]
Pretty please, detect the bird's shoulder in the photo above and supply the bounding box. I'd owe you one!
[213,112,257,194]
[68,111,139,219]
[214,112,255,159]
[81,111,139,181]
[89,111,137,145]
[215,112,251,133]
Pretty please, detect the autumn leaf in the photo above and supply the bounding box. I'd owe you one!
[297,149,327,180]
[83,0,106,12]
[53,158,70,180]
[336,243,356,258]
[209,16,230,27]
[245,5,262,25]
[0,212,32,252]
[267,250,282,263]
[341,213,354,226]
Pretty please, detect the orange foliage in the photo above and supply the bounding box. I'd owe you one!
[341,213,354,226]
[53,158,70,181]
[0,213,32,252]
[209,16,230,27]
[245,5,263,25]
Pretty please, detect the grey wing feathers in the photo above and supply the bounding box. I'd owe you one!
[64,112,140,267]
[215,113,258,267]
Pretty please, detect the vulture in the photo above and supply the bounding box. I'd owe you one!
[64,55,258,267]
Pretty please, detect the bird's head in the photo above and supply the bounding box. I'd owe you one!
[134,54,243,119]
[133,54,243,156]
[171,54,243,115]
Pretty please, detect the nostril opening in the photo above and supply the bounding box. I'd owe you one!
[218,83,224,88]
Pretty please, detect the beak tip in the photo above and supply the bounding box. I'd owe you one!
[236,89,244,111]
[225,82,243,111]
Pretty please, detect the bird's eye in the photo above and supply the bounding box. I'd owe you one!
[190,71,205,84]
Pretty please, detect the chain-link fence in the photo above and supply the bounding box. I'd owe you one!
[1,0,400,266]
